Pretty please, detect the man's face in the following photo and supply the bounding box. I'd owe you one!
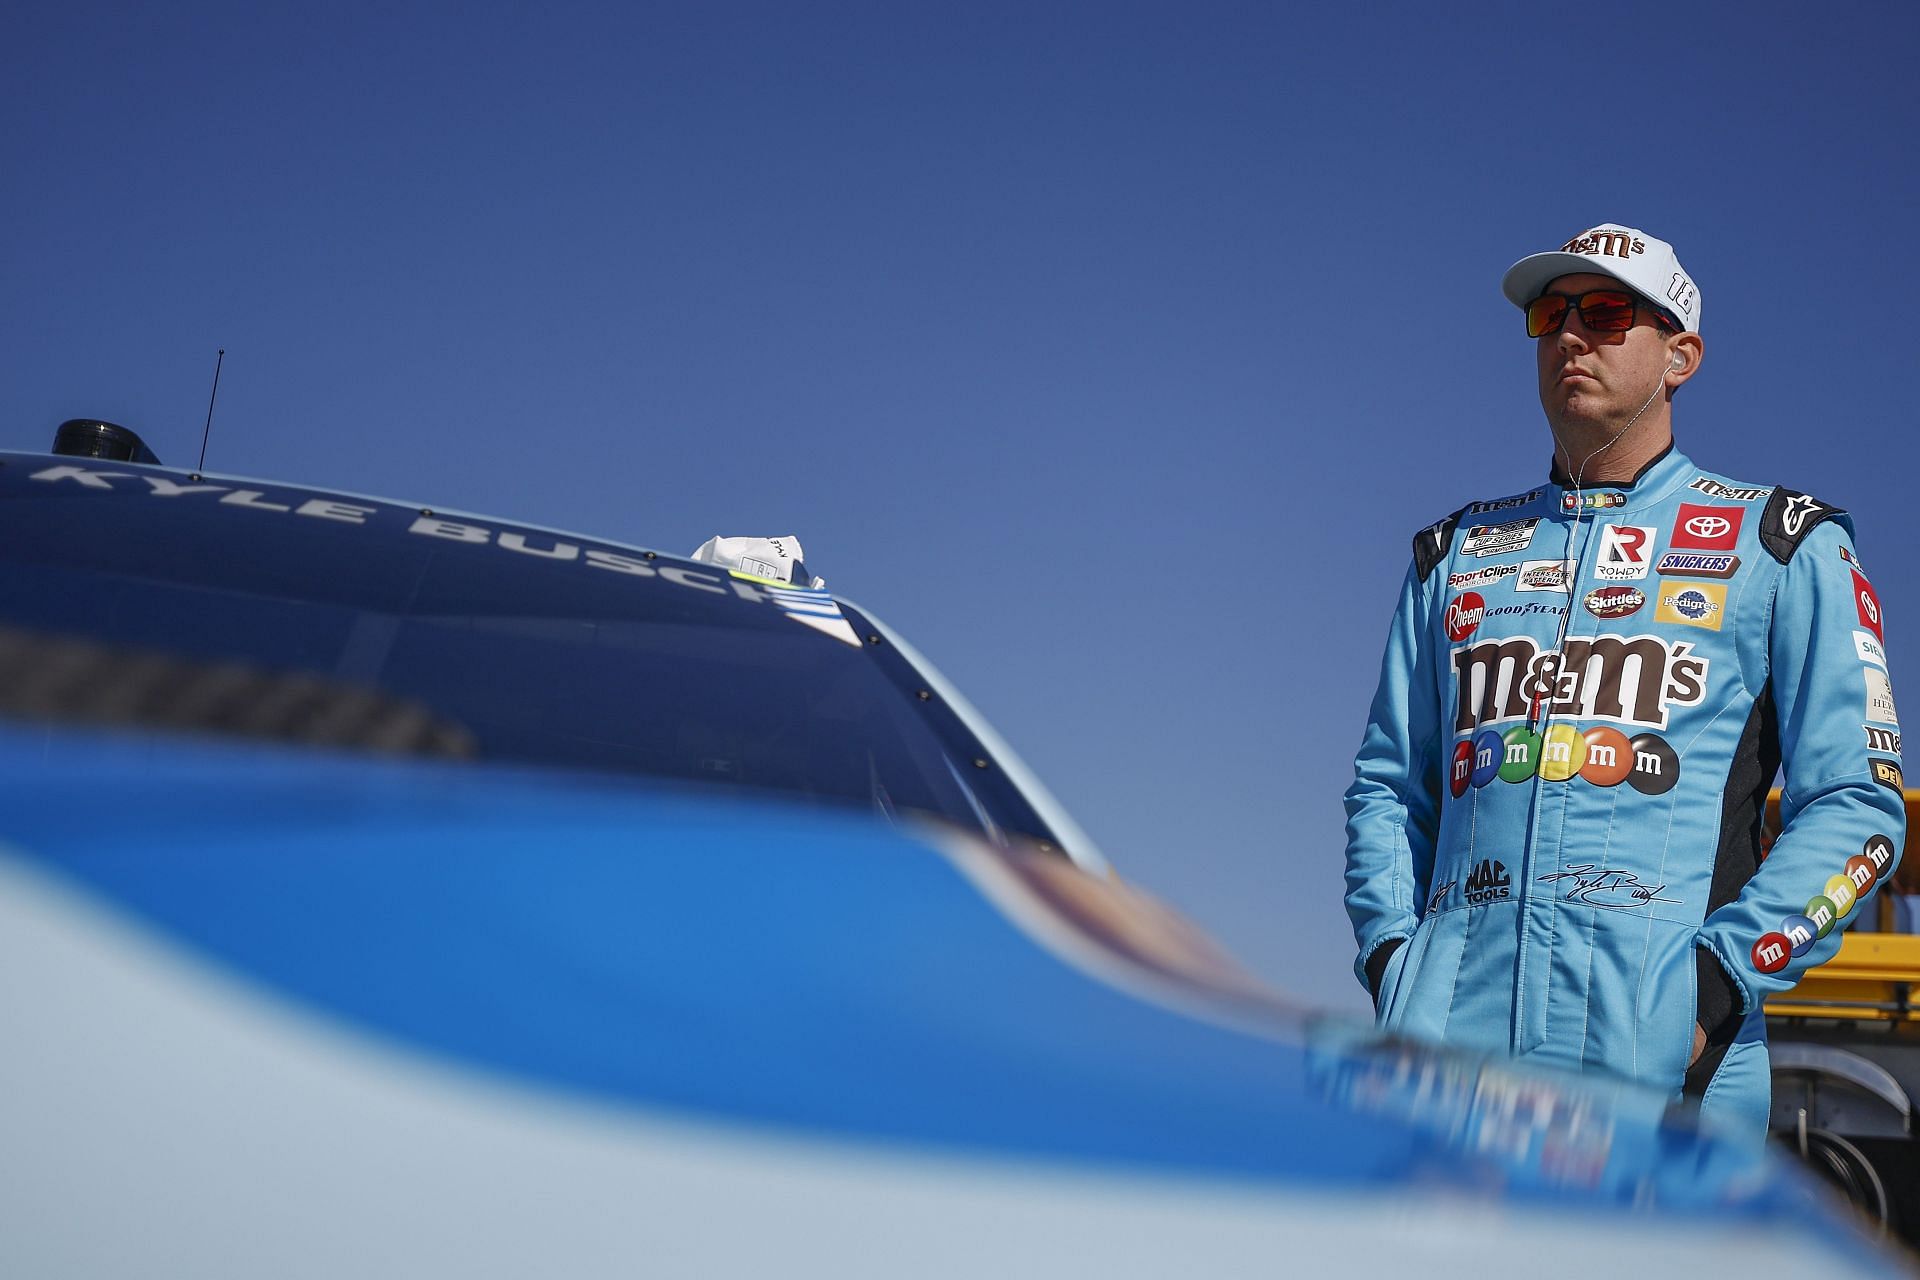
[1533,272,1676,432]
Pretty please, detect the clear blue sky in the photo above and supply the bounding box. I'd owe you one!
[4,1,1914,1011]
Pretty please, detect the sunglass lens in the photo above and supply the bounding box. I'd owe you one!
[1579,292,1637,331]
[1526,296,1569,338]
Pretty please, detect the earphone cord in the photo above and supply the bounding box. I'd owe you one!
[1552,368,1670,654]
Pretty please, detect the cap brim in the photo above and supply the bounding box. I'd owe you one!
[1500,251,1638,309]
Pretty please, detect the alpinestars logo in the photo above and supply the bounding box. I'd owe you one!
[1465,859,1512,905]
[1452,633,1709,732]
[1780,493,1825,536]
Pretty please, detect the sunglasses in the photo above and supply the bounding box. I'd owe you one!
[1525,289,1671,339]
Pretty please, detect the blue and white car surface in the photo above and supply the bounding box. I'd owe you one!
[0,449,1905,1276]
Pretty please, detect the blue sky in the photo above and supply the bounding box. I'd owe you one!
[4,1,1914,1010]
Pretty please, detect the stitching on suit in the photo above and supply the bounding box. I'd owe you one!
[1438,894,1472,1038]
[1576,787,1621,1068]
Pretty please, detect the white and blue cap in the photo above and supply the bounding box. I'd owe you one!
[1502,223,1701,334]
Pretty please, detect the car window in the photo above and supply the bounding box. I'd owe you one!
[0,459,1058,849]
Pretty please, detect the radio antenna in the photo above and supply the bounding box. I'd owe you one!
[197,348,226,472]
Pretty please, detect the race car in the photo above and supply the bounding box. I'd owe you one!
[0,419,1905,1277]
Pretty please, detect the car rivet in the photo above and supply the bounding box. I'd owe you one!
[643,551,657,560]
[866,635,881,645]
[916,690,931,701]
[420,508,434,517]
[189,473,202,482]
[972,758,989,769]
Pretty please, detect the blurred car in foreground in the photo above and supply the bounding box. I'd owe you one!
[0,422,1908,1277]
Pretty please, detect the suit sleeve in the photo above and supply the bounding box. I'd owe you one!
[1344,560,1445,992]
[1694,518,1906,1021]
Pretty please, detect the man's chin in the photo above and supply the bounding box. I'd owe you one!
[1546,393,1615,435]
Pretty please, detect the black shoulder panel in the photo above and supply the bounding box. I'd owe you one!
[1759,487,1845,564]
[1413,508,1465,583]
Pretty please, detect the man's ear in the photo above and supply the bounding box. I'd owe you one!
[1665,333,1704,389]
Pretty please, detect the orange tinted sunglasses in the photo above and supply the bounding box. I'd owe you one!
[1524,289,1645,338]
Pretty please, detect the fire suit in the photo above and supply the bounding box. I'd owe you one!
[1344,445,1905,1134]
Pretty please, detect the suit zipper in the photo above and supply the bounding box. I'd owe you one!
[1511,508,1603,1052]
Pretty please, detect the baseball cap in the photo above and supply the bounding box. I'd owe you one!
[1501,223,1701,333]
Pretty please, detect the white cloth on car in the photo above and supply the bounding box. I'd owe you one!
[689,535,825,589]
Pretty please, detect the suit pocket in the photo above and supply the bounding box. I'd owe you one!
[1377,919,1435,1029]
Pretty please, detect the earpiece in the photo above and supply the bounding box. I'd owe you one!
[1670,352,1685,372]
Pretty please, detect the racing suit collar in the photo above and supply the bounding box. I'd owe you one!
[1547,443,1692,514]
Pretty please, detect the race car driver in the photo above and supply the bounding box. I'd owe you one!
[1343,223,1905,1135]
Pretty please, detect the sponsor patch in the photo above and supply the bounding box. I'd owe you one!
[1825,871,1858,920]
[1855,631,1889,668]
[1654,551,1740,578]
[1782,914,1818,956]
[1847,852,1880,895]
[1446,592,1486,642]
[1451,633,1708,732]
[1515,559,1574,593]
[1751,933,1791,974]
[1871,759,1904,792]
[1498,727,1541,783]
[1466,489,1543,516]
[1594,525,1656,581]
[1866,668,1899,726]
[1623,732,1679,794]
[1577,726,1635,787]
[1537,724,1586,782]
[1854,570,1884,642]
[1449,740,1473,798]
[1655,581,1727,631]
[1865,725,1901,754]
[1561,491,1626,512]
[1671,503,1743,551]
[1841,545,1868,573]
[1449,562,1520,591]
[1584,585,1646,619]
[1485,601,1568,621]
[1460,518,1540,558]
[1524,724,1677,793]
[1415,511,1463,582]
[1470,729,1504,788]
[1760,488,1841,564]
[1464,858,1511,905]
[1805,894,1838,939]
[1688,477,1769,502]
[1778,494,1824,536]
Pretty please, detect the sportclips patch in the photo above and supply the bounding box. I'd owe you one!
[1450,633,1708,733]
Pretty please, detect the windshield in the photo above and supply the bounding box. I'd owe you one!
[0,456,1059,850]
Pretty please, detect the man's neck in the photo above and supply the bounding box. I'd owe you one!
[1549,424,1675,488]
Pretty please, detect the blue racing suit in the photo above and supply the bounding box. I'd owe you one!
[1344,445,1905,1135]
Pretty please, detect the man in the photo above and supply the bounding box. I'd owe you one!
[1343,223,1906,1135]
